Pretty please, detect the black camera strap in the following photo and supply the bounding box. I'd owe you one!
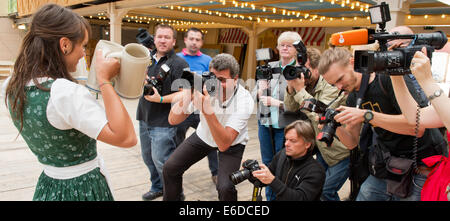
[356,73,371,109]
[219,84,239,109]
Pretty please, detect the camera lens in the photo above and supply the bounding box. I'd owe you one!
[229,169,251,185]
[143,84,154,96]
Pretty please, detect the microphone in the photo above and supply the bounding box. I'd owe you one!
[330,29,376,46]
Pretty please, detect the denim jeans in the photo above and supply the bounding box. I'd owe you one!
[257,121,285,201]
[356,174,426,201]
[139,121,178,193]
[315,151,350,201]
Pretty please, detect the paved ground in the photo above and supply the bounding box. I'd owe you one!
[0,80,349,201]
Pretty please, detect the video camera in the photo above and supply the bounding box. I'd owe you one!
[230,159,261,185]
[300,98,341,147]
[136,28,155,50]
[180,69,218,96]
[254,40,311,81]
[330,2,447,75]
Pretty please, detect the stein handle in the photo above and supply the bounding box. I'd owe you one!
[106,51,122,63]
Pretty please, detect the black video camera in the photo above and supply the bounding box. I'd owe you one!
[255,48,275,81]
[230,159,260,185]
[143,64,170,96]
[352,2,448,75]
[283,40,311,80]
[180,69,218,96]
[136,28,155,50]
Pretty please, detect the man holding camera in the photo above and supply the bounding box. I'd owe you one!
[252,120,325,201]
[176,27,218,185]
[136,24,188,201]
[318,47,447,201]
[284,47,350,201]
[163,53,254,201]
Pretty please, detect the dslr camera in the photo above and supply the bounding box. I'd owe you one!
[180,69,218,96]
[254,40,311,81]
[230,159,261,185]
[255,48,275,81]
[143,64,170,96]
[300,98,341,147]
[283,40,311,80]
[317,109,341,147]
[344,2,448,75]
[136,28,155,50]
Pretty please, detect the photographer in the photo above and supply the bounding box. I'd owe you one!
[251,31,299,200]
[176,27,218,185]
[318,47,447,201]
[136,24,188,201]
[284,47,350,201]
[252,120,325,201]
[163,53,254,201]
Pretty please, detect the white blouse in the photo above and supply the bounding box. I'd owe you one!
[1,77,107,139]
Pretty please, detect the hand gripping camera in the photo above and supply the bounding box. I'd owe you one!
[180,69,218,96]
[143,64,170,96]
[229,159,261,185]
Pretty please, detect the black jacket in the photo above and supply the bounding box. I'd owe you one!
[269,149,325,201]
[136,49,188,127]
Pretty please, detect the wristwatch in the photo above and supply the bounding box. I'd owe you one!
[363,110,374,124]
[427,88,443,101]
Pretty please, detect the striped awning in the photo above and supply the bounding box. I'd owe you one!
[272,27,326,46]
[219,28,249,44]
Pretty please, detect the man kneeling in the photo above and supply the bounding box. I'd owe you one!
[252,120,325,201]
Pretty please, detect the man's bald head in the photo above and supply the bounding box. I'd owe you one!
[387,26,414,47]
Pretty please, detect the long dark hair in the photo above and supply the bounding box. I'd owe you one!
[5,3,91,132]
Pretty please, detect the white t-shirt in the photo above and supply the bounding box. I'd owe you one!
[187,84,254,147]
[2,77,107,139]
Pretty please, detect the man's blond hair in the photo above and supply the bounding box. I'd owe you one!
[318,47,352,75]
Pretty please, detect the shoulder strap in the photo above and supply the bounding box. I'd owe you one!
[356,73,370,108]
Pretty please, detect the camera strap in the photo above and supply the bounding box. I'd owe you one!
[356,73,371,109]
[220,84,239,109]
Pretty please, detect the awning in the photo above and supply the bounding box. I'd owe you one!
[219,28,249,44]
[272,27,326,46]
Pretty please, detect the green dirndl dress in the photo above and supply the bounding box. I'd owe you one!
[9,80,114,201]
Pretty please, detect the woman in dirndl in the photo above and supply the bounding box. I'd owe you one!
[2,3,137,201]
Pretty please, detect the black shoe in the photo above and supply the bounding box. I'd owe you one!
[142,191,163,201]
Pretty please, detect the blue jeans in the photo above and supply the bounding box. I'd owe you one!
[316,151,350,201]
[139,121,178,193]
[257,121,284,201]
[356,174,426,201]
